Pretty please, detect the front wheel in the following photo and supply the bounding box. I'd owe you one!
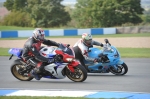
[65,64,87,82]
[11,62,33,81]
[109,62,128,75]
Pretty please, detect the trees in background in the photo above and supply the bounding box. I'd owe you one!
[2,11,31,27]
[26,0,71,27]
[1,0,148,28]
[2,0,71,27]
[4,0,27,12]
[2,0,29,27]
[143,9,150,23]
[72,0,144,28]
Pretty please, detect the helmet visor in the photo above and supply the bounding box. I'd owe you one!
[38,34,45,41]
[84,39,92,45]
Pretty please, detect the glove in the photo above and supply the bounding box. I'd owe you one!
[47,58,55,64]
[94,58,101,63]
[104,39,109,43]
[100,43,103,47]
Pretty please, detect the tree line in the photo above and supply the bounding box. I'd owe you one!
[0,0,150,28]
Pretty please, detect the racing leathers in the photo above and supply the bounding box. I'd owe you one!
[73,39,103,70]
[22,37,60,74]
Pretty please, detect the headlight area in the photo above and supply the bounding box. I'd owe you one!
[66,58,74,62]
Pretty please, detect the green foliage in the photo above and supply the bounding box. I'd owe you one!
[71,0,91,28]
[141,15,150,23]
[72,0,144,28]
[64,5,78,27]
[3,0,14,11]
[4,0,27,12]
[145,15,150,22]
[2,0,71,28]
[1,11,31,27]
[142,9,150,23]
[28,0,71,27]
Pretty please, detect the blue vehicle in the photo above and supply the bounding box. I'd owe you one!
[76,39,128,75]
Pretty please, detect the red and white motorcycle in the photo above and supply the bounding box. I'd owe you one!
[8,43,87,82]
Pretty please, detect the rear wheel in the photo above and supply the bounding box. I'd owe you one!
[65,65,87,82]
[11,63,33,81]
[109,62,128,75]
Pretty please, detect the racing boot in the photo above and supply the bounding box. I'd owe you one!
[31,68,42,80]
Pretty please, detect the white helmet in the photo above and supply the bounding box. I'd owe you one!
[82,33,92,46]
[33,28,45,41]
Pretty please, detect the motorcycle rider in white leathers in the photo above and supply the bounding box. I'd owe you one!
[73,33,104,71]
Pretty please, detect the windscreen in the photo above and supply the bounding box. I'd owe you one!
[58,44,74,56]
[102,44,114,53]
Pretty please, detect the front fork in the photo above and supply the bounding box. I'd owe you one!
[112,59,124,70]
[67,61,79,72]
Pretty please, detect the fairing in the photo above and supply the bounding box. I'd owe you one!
[8,48,22,57]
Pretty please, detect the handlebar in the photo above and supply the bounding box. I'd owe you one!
[58,43,71,53]
[64,44,70,51]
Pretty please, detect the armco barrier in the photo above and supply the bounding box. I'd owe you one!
[0,28,116,38]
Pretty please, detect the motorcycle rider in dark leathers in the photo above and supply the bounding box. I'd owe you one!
[22,28,60,80]
[73,33,104,71]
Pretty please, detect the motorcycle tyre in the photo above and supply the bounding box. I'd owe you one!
[109,62,128,75]
[65,64,87,82]
[10,62,33,81]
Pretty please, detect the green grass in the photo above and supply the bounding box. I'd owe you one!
[0,26,69,31]
[0,48,10,56]
[0,26,34,31]
[118,48,150,58]
[2,47,150,58]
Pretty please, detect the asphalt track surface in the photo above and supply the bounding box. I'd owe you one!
[0,56,150,93]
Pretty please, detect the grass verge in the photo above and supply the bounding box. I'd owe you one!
[118,48,150,58]
[0,26,34,30]
[0,26,68,31]
[1,47,150,58]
